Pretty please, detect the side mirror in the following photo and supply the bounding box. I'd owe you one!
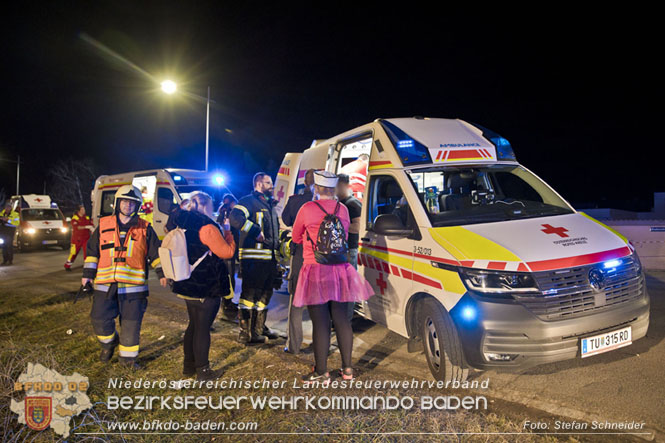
[373,213,413,237]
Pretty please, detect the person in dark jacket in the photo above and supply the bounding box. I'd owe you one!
[280,169,314,354]
[229,172,281,345]
[171,192,236,381]
[216,194,239,321]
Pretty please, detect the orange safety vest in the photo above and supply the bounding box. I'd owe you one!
[95,215,148,285]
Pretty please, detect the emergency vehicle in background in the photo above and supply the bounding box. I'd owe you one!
[9,194,70,251]
[277,117,650,382]
[90,169,225,239]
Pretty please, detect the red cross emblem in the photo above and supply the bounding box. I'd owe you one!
[43,221,50,225]
[276,185,285,202]
[541,224,569,238]
[375,272,387,295]
[34,198,43,202]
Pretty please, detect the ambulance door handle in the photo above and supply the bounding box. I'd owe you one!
[361,237,370,242]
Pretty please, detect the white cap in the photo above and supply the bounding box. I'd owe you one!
[314,170,338,188]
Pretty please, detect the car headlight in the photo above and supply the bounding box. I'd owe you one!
[459,268,539,294]
[24,228,36,235]
[60,227,69,233]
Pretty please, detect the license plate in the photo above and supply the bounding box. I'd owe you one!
[581,326,632,358]
[42,240,58,245]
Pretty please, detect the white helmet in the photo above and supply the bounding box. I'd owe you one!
[114,185,143,215]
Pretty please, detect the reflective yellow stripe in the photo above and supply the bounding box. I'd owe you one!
[239,299,255,308]
[97,332,116,341]
[118,345,139,352]
[429,227,521,261]
[241,220,253,232]
[127,236,134,257]
[239,248,271,255]
[256,301,267,309]
[235,205,250,218]
[579,212,629,244]
[151,257,161,268]
[85,256,99,263]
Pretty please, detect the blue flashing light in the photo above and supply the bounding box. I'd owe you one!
[603,259,621,269]
[214,175,225,186]
[469,123,517,162]
[173,175,183,181]
[461,306,477,321]
[380,120,432,165]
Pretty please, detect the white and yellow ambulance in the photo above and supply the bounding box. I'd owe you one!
[278,117,649,381]
[90,169,226,238]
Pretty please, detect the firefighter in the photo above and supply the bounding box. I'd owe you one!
[81,185,166,369]
[0,202,19,266]
[229,172,281,344]
[64,205,94,271]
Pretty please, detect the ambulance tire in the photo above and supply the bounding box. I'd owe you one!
[420,298,469,382]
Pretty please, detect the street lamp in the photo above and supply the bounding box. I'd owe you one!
[160,80,211,172]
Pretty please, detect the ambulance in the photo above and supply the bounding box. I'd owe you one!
[90,169,226,238]
[277,117,650,382]
[9,194,69,251]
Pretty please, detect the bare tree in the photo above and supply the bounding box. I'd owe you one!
[47,158,97,212]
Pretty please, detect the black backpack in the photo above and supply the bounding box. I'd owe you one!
[306,201,348,264]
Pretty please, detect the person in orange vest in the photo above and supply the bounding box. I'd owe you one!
[64,205,94,271]
[81,185,166,369]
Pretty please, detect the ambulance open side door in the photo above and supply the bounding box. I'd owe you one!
[358,171,417,325]
[274,153,302,220]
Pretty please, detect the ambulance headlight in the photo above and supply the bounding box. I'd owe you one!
[459,268,538,294]
[23,228,36,235]
[60,227,69,233]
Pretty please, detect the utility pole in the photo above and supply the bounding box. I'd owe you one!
[16,155,20,195]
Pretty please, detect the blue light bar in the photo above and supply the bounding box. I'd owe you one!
[469,123,517,162]
[214,175,225,186]
[397,140,414,148]
[603,259,621,269]
[380,120,432,165]
[173,175,183,181]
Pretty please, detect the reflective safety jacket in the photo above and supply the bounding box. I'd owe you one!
[83,215,163,295]
[229,191,279,261]
[0,209,19,228]
[71,213,93,243]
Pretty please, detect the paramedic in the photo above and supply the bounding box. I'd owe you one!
[291,171,374,382]
[64,205,94,271]
[229,172,281,345]
[81,185,166,369]
[171,192,236,381]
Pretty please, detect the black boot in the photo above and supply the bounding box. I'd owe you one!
[196,364,218,381]
[220,298,238,323]
[238,309,251,344]
[251,310,269,344]
[100,336,118,363]
[119,357,141,370]
[256,309,279,340]
[183,361,196,377]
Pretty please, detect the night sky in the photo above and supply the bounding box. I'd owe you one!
[1,4,661,210]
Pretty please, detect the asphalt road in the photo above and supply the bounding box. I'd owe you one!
[2,248,663,441]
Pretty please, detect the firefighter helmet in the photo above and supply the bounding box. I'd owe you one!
[113,185,143,215]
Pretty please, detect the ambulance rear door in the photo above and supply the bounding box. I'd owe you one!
[153,170,179,238]
[274,153,302,220]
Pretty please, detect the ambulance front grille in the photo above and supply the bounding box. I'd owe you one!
[513,256,644,321]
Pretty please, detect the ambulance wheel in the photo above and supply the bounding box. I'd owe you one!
[420,298,469,382]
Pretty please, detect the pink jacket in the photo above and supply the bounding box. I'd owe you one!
[291,199,350,265]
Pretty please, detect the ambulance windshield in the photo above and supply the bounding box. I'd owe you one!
[407,165,573,227]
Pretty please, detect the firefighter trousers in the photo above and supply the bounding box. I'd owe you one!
[90,284,148,359]
[66,238,88,264]
[239,259,277,311]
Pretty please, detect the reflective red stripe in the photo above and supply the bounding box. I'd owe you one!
[487,261,506,270]
[391,265,400,276]
[381,261,390,273]
[412,273,443,289]
[527,246,631,272]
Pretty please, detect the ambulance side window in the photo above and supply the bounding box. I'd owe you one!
[367,175,409,229]
[100,191,116,216]
[157,188,175,214]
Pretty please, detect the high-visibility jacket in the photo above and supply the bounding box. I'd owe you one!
[229,191,279,261]
[0,209,19,228]
[71,214,93,243]
[82,215,163,291]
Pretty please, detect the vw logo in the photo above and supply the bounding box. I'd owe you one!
[589,268,605,291]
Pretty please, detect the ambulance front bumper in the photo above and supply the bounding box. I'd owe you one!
[450,283,650,371]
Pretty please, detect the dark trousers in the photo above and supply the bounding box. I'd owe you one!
[286,244,305,352]
[1,227,15,263]
[184,297,221,369]
[307,301,353,375]
[90,285,148,359]
[239,259,276,311]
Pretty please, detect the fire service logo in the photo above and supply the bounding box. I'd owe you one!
[25,397,52,431]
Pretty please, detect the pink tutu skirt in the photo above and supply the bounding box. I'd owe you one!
[293,263,375,307]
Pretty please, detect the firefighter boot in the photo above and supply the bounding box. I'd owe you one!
[100,335,119,363]
[238,309,252,344]
[119,357,141,370]
[257,309,279,340]
[251,310,269,344]
[220,297,238,323]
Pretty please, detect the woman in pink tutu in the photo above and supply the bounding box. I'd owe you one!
[291,171,374,383]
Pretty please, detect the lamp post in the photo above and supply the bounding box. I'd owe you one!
[161,80,211,172]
